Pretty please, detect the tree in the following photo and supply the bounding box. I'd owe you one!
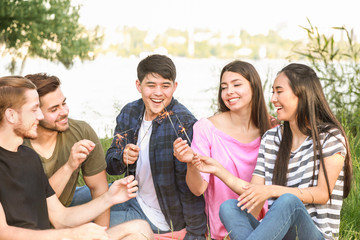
[0,0,102,74]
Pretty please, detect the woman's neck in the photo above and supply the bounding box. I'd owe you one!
[289,120,307,151]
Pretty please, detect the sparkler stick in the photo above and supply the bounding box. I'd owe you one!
[115,128,134,176]
[162,101,179,137]
[125,138,129,176]
[175,114,192,144]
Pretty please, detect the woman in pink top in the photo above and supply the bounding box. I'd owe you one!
[173,60,273,239]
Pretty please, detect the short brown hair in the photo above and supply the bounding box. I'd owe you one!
[137,54,176,83]
[25,73,61,97]
[0,76,36,124]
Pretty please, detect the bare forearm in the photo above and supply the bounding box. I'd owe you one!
[48,163,74,198]
[186,163,207,196]
[0,226,76,240]
[215,165,248,195]
[269,185,328,204]
[91,187,110,227]
[60,192,112,227]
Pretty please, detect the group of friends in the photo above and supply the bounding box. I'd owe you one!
[0,54,352,240]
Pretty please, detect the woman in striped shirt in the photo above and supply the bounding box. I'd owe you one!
[193,63,352,239]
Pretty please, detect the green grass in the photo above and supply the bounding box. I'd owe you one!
[339,132,360,239]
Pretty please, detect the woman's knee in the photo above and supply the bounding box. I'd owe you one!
[219,199,241,221]
[275,193,303,208]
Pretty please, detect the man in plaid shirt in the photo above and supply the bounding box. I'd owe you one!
[106,54,206,240]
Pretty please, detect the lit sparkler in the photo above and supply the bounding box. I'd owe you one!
[175,115,192,144]
[115,128,134,176]
[161,101,179,137]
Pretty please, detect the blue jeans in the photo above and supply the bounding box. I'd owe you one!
[219,194,324,240]
[69,185,93,206]
[110,198,168,234]
[69,185,167,233]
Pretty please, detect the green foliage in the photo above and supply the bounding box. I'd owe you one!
[340,126,360,239]
[291,19,360,134]
[0,0,103,74]
[291,19,360,239]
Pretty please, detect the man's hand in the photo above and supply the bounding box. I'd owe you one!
[173,138,194,163]
[67,222,109,240]
[66,140,96,171]
[107,175,138,205]
[123,144,140,165]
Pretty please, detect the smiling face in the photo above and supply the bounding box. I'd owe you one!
[271,72,299,123]
[14,89,44,139]
[39,87,69,132]
[136,73,177,121]
[220,71,252,113]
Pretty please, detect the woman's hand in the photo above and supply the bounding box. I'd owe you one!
[237,184,271,214]
[192,155,222,175]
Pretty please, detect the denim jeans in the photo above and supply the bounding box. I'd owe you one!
[69,185,168,233]
[110,198,169,233]
[219,194,324,240]
[69,185,93,206]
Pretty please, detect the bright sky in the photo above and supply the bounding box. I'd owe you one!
[76,0,360,40]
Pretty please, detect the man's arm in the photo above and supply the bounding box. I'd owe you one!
[83,170,110,227]
[48,176,138,228]
[49,140,95,198]
[0,203,109,240]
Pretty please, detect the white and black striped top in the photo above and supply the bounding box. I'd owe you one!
[254,125,346,239]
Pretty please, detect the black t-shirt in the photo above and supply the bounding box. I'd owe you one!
[0,145,55,229]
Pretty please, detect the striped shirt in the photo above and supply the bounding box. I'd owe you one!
[253,125,346,239]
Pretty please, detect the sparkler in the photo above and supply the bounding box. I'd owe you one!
[115,129,134,176]
[175,115,192,144]
[125,138,129,176]
[161,101,179,137]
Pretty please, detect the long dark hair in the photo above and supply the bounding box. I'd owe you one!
[272,63,352,199]
[217,60,271,136]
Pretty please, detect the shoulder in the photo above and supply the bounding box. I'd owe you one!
[19,145,41,159]
[263,124,281,138]
[66,119,100,141]
[68,118,94,134]
[194,118,213,130]
[261,125,282,146]
[319,126,347,151]
[116,99,144,119]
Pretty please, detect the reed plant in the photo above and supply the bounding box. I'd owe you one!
[291,19,360,239]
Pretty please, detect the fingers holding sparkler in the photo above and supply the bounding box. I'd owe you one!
[173,137,194,163]
[123,144,140,165]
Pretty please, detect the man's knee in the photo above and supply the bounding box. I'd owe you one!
[108,219,154,240]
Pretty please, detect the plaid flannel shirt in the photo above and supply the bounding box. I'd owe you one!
[106,98,206,240]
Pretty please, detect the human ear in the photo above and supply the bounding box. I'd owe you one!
[135,79,142,93]
[4,108,18,124]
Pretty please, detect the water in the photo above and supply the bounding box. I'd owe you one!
[0,55,288,138]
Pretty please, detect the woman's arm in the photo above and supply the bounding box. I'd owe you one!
[173,138,208,196]
[238,153,345,213]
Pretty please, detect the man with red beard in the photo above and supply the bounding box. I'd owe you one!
[23,73,110,227]
[0,76,153,240]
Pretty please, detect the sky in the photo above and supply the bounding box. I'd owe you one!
[75,0,360,40]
